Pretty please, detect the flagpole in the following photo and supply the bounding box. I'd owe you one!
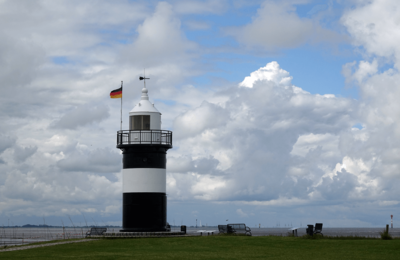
[120,81,123,131]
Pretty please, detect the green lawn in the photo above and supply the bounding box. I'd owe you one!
[1,236,399,259]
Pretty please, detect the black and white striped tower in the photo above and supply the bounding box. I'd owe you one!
[117,79,172,232]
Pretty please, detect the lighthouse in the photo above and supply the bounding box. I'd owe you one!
[117,79,172,232]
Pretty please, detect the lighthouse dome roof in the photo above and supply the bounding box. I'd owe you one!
[129,87,160,114]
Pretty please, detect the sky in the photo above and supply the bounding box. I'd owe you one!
[1,0,400,228]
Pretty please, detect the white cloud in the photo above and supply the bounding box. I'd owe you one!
[340,0,400,189]
[13,145,38,163]
[169,61,358,205]
[290,133,339,158]
[57,147,121,173]
[342,60,379,84]
[174,101,229,139]
[239,61,293,88]
[173,0,227,14]
[236,208,248,217]
[0,0,148,57]
[51,104,110,130]
[0,134,16,154]
[341,0,400,66]
[225,1,345,50]
[119,2,197,68]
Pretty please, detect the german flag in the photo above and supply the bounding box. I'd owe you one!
[110,87,122,99]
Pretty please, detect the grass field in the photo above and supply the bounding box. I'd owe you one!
[1,236,400,259]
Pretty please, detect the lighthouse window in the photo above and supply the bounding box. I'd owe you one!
[130,115,150,130]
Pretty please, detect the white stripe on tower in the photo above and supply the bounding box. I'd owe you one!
[123,168,166,193]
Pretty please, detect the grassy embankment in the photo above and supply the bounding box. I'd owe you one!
[1,235,399,259]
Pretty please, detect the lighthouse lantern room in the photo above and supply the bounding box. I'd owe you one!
[117,80,172,232]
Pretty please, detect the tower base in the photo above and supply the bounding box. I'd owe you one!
[122,193,167,232]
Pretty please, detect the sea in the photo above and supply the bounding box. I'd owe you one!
[1,227,399,247]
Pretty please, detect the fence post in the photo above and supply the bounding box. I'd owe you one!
[386,224,389,233]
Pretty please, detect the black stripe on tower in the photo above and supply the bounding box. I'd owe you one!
[122,146,167,169]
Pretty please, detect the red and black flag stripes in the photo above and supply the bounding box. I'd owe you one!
[110,87,122,99]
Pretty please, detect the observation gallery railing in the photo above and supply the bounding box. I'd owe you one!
[117,130,172,147]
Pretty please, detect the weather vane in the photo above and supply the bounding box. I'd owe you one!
[139,69,150,88]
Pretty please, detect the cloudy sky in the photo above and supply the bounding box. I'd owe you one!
[1,0,399,228]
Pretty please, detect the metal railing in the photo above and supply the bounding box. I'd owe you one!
[0,227,93,247]
[117,130,172,146]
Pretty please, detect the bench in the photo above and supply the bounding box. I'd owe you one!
[306,223,323,236]
[218,223,252,236]
[218,225,227,233]
[86,227,107,237]
[314,223,323,236]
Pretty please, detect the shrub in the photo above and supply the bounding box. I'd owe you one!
[379,229,393,240]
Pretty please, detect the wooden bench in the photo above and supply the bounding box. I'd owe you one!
[218,223,252,236]
[86,227,107,237]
